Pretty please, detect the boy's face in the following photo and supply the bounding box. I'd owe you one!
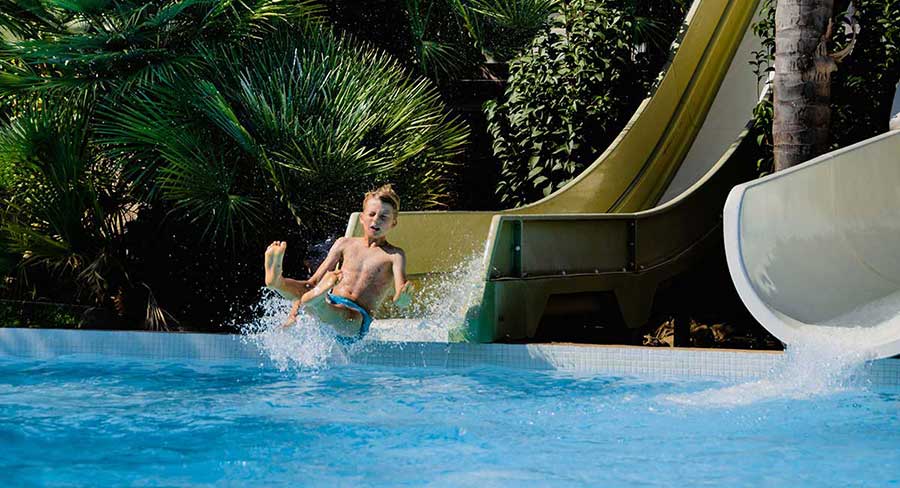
[360,198,397,239]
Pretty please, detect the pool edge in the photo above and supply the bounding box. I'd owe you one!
[1,328,898,386]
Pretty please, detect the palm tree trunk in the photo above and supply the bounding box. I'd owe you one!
[773,0,836,171]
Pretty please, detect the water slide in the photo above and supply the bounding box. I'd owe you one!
[347,0,763,342]
[724,130,900,360]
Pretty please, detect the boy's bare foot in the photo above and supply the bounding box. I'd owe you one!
[264,241,287,289]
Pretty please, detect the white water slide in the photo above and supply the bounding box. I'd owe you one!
[724,130,900,359]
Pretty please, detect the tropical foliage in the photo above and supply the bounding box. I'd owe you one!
[0,0,324,99]
[448,0,559,62]
[0,0,468,329]
[0,0,706,330]
[486,0,688,206]
[98,26,468,238]
[329,0,558,81]
[750,0,900,175]
[0,99,133,306]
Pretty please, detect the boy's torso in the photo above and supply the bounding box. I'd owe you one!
[331,237,402,313]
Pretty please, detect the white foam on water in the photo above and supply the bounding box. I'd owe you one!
[239,253,485,369]
[663,292,900,407]
[665,330,874,407]
[238,291,351,371]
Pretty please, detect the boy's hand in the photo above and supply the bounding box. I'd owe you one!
[393,281,414,309]
[281,300,301,328]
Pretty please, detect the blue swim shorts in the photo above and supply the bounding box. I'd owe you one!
[326,292,372,344]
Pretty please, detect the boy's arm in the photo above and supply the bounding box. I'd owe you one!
[307,237,347,285]
[391,250,413,308]
[282,299,301,328]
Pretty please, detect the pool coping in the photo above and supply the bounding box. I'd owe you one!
[2,328,898,386]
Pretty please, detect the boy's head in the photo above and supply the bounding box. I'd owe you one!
[360,184,400,239]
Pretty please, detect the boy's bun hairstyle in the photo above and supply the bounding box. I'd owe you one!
[363,184,400,214]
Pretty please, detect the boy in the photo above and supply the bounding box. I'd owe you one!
[263,184,412,342]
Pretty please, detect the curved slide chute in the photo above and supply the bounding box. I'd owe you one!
[349,0,763,342]
[724,130,900,359]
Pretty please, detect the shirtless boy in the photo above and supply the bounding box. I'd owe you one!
[263,185,412,342]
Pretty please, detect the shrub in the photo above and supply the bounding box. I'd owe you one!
[99,27,469,239]
[327,0,557,81]
[486,0,687,206]
[449,0,560,62]
[0,100,134,306]
[1,1,469,329]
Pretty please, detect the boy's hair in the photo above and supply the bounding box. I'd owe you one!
[363,184,400,214]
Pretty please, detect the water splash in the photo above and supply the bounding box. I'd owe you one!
[662,287,900,407]
[665,328,875,407]
[239,253,486,369]
[238,290,350,371]
[663,299,900,407]
[368,253,485,342]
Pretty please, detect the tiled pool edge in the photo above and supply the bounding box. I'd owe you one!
[353,341,785,382]
[2,328,899,386]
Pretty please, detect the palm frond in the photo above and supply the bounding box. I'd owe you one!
[219,29,467,218]
[158,149,265,243]
[418,39,465,77]
[449,0,557,60]
[193,79,262,158]
[96,82,265,243]
[44,0,113,14]
[142,0,208,29]
[0,97,136,302]
[107,25,467,235]
[241,0,326,35]
[468,0,557,29]
[0,0,67,39]
[630,15,671,52]
[142,282,177,331]
[0,0,325,98]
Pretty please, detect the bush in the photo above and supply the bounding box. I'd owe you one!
[1,2,469,329]
[485,0,688,206]
[99,26,469,239]
[0,100,134,307]
[0,0,329,328]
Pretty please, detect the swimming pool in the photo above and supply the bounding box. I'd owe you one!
[2,331,899,486]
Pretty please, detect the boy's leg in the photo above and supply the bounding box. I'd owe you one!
[264,241,309,299]
[281,271,344,329]
[296,270,364,337]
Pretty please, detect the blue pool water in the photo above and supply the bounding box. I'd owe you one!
[1,354,899,487]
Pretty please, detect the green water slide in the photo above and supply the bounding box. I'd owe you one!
[347,0,763,342]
